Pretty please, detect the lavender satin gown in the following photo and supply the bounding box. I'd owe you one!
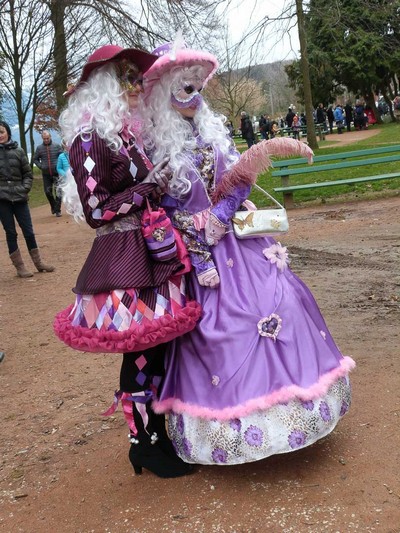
[155,143,355,465]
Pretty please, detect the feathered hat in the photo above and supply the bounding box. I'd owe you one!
[143,35,218,100]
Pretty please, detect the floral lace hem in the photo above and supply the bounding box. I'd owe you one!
[167,375,351,465]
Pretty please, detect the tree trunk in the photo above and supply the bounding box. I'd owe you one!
[295,0,318,150]
[28,125,35,165]
[49,0,68,114]
[9,1,28,153]
[14,73,27,153]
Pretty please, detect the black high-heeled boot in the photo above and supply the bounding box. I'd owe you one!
[128,401,193,478]
[150,411,177,457]
[149,410,194,471]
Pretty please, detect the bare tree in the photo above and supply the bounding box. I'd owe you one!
[0,0,54,154]
[218,0,319,148]
[43,0,226,112]
[0,54,4,119]
[135,0,225,48]
[205,74,267,127]
[204,33,268,126]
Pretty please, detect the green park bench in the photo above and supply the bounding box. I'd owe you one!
[278,124,326,142]
[271,144,400,207]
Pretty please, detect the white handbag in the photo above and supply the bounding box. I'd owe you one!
[232,184,289,239]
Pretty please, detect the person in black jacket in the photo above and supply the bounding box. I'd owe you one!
[0,120,54,278]
[285,107,295,128]
[327,105,335,134]
[344,102,354,132]
[315,103,326,127]
[33,130,63,216]
[240,111,256,148]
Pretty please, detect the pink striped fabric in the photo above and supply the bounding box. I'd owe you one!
[69,133,185,294]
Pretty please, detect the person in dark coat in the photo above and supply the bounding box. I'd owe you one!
[316,103,326,127]
[344,102,354,132]
[259,114,270,140]
[285,108,295,128]
[33,130,63,216]
[354,101,366,130]
[0,120,54,278]
[240,111,256,148]
[327,105,335,134]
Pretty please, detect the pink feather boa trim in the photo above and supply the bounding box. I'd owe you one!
[212,137,314,204]
[53,301,202,354]
[153,356,355,421]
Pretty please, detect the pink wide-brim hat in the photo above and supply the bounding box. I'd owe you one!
[143,42,219,100]
[66,44,158,96]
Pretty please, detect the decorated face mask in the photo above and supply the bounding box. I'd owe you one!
[117,60,143,92]
[171,75,204,110]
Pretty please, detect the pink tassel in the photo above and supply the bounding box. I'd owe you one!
[212,138,314,204]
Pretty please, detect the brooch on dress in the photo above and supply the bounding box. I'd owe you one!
[257,314,282,341]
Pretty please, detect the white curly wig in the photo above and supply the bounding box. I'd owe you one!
[59,63,136,149]
[142,65,239,199]
[59,63,138,220]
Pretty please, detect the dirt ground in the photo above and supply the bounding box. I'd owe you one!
[321,126,381,148]
[1,137,399,532]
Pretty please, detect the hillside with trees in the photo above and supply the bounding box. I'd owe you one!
[205,60,299,128]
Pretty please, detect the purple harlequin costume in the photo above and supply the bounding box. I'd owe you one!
[54,131,201,353]
[153,127,355,465]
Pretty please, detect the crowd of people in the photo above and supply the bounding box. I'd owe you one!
[1,38,355,480]
[313,100,375,133]
[240,112,282,146]
[239,99,379,143]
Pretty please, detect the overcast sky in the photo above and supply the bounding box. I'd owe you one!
[224,0,300,64]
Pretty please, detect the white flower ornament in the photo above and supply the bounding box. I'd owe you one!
[263,242,290,271]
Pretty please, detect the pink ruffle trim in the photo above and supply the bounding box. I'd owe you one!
[153,356,356,421]
[53,301,202,354]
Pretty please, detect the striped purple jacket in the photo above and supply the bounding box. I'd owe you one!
[69,132,183,294]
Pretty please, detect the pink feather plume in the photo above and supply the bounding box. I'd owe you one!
[212,137,314,204]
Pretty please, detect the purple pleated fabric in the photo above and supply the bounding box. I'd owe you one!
[159,231,352,410]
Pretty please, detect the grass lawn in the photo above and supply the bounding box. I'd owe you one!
[30,168,49,208]
[28,122,400,209]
